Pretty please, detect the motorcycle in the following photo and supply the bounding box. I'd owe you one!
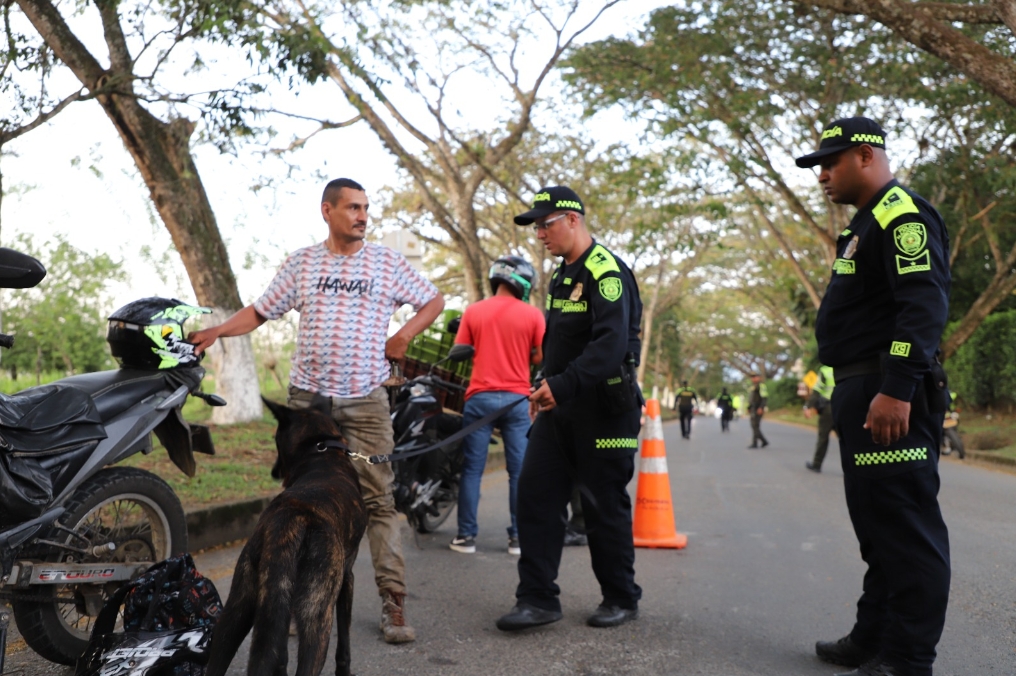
[0,248,224,670]
[942,410,965,459]
[389,344,474,534]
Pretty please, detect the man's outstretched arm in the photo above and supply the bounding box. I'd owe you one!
[188,306,267,354]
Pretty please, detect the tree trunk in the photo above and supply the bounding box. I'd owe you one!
[637,260,667,385]
[16,0,262,422]
[203,309,263,424]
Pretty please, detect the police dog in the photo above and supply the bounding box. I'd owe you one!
[206,398,367,676]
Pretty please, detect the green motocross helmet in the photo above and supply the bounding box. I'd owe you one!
[107,297,212,370]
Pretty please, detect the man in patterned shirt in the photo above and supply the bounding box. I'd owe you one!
[190,178,444,644]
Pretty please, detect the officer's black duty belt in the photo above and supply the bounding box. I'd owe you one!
[833,356,882,383]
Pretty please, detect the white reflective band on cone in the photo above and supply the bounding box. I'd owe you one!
[640,456,668,474]
[646,416,664,441]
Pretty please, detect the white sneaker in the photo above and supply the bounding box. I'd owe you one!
[508,536,521,556]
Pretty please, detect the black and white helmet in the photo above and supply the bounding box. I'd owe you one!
[488,255,535,302]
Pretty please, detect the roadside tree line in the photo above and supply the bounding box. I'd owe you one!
[3,0,1015,409]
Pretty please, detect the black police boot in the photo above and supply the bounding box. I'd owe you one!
[816,635,879,667]
[834,657,902,676]
[586,605,638,628]
[806,461,821,473]
[495,603,562,631]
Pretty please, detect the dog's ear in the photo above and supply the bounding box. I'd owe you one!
[309,393,331,416]
[262,397,289,421]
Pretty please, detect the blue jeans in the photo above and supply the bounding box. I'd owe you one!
[456,391,530,539]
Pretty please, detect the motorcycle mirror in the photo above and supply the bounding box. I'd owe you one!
[0,248,46,289]
[447,344,475,362]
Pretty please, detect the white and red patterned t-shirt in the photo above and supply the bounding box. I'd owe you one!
[254,242,439,398]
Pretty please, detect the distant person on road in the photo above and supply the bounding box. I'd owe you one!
[189,177,444,644]
[797,117,951,676]
[449,255,545,557]
[496,186,643,632]
[804,365,835,473]
[747,373,769,449]
[675,381,698,439]
[717,387,734,433]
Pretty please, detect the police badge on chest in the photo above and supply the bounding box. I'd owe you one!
[843,235,859,259]
[569,283,583,301]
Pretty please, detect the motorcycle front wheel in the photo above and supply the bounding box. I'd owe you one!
[13,467,187,665]
[415,483,458,534]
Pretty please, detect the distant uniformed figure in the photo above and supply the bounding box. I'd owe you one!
[675,380,698,439]
[804,365,836,472]
[496,186,643,632]
[796,117,951,676]
[747,373,769,448]
[717,387,734,432]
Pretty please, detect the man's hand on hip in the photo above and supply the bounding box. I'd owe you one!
[385,333,411,361]
[864,393,910,446]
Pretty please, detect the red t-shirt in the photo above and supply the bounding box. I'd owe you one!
[455,295,545,399]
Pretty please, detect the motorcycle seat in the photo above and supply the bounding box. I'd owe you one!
[56,369,174,421]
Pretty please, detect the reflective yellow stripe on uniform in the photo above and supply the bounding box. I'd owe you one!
[584,245,621,280]
[854,447,928,466]
[595,438,639,450]
[872,187,920,229]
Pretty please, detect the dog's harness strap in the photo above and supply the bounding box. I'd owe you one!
[349,395,530,465]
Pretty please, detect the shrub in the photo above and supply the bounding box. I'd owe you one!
[945,311,1016,409]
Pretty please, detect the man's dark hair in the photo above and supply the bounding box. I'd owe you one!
[322,178,365,205]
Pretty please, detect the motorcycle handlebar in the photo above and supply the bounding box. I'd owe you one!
[410,374,467,392]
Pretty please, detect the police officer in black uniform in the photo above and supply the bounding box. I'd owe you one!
[796,118,951,676]
[496,186,644,631]
[675,380,698,439]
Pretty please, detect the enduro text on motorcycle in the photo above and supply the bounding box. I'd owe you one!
[388,344,474,534]
[0,248,224,670]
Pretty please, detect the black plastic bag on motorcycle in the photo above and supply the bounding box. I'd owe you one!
[75,554,222,676]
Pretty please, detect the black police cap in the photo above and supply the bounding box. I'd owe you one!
[795,117,888,168]
[514,186,585,225]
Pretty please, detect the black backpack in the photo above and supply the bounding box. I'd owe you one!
[75,553,223,676]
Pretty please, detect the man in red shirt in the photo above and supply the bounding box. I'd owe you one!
[449,255,545,555]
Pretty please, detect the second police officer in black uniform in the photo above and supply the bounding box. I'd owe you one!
[496,186,644,631]
[796,118,951,676]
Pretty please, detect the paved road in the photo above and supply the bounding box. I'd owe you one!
[6,416,1015,675]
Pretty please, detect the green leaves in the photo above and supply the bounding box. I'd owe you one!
[2,233,128,377]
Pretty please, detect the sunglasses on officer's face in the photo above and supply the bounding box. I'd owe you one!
[532,213,568,231]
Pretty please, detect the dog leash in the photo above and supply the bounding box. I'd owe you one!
[315,395,531,465]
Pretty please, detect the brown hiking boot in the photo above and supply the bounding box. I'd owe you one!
[380,590,416,643]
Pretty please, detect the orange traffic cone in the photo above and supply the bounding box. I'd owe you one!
[632,399,688,549]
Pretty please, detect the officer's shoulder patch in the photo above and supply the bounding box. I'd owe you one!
[598,276,622,302]
[893,222,927,256]
[584,245,621,280]
[872,186,920,229]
